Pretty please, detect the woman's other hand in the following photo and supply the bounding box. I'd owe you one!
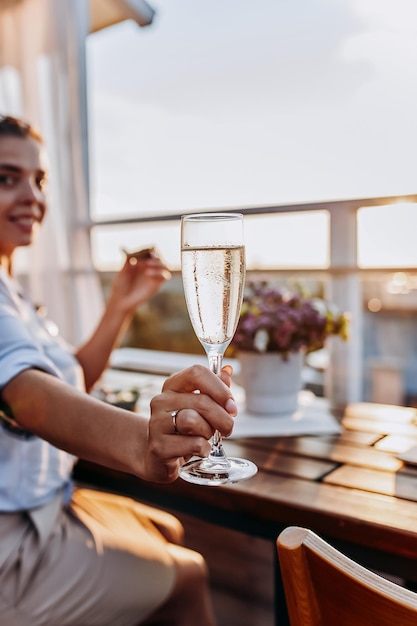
[108,247,171,315]
[75,247,171,392]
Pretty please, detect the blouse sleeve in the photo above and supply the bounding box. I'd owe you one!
[0,277,61,391]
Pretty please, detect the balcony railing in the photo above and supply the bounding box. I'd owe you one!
[88,193,417,411]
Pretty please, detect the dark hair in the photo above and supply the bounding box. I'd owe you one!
[0,115,43,142]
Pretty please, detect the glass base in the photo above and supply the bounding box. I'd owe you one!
[178,456,258,486]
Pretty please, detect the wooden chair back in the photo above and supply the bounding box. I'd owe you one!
[277,526,417,626]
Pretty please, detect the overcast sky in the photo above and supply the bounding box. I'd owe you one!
[87,0,417,219]
[86,0,417,270]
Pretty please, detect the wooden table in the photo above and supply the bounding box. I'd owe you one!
[74,396,417,625]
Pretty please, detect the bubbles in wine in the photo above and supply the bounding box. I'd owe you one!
[182,245,245,347]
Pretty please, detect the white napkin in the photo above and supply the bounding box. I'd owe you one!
[397,446,417,466]
[229,388,341,438]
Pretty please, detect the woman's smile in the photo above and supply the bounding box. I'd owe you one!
[8,211,42,233]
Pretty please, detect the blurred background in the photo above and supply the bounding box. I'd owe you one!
[1,0,417,407]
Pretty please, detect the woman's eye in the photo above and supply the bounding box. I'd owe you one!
[0,174,15,186]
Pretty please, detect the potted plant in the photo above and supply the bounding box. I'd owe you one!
[231,280,350,415]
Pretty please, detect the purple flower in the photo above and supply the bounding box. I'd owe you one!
[231,281,350,356]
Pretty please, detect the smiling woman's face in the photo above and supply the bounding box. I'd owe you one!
[0,134,48,259]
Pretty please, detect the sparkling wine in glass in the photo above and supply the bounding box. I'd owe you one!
[180,213,258,486]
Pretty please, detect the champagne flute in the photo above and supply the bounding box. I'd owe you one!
[180,213,258,486]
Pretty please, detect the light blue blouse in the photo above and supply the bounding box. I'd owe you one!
[0,268,80,511]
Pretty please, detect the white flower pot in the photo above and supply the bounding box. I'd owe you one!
[237,351,303,415]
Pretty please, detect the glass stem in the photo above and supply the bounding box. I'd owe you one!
[208,353,229,463]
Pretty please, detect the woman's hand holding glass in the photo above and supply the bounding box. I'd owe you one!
[144,364,237,483]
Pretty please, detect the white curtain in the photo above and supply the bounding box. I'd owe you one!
[0,0,104,345]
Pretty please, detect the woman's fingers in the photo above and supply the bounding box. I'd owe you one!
[162,364,237,413]
[156,370,236,438]
[173,408,215,439]
[146,418,212,483]
[124,248,171,276]
[145,365,240,481]
[220,364,233,388]
[151,392,234,439]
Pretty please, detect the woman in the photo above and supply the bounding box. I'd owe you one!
[0,115,237,625]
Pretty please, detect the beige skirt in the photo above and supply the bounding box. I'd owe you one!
[0,488,179,626]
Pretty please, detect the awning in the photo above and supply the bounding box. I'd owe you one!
[0,0,155,39]
[89,0,155,33]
